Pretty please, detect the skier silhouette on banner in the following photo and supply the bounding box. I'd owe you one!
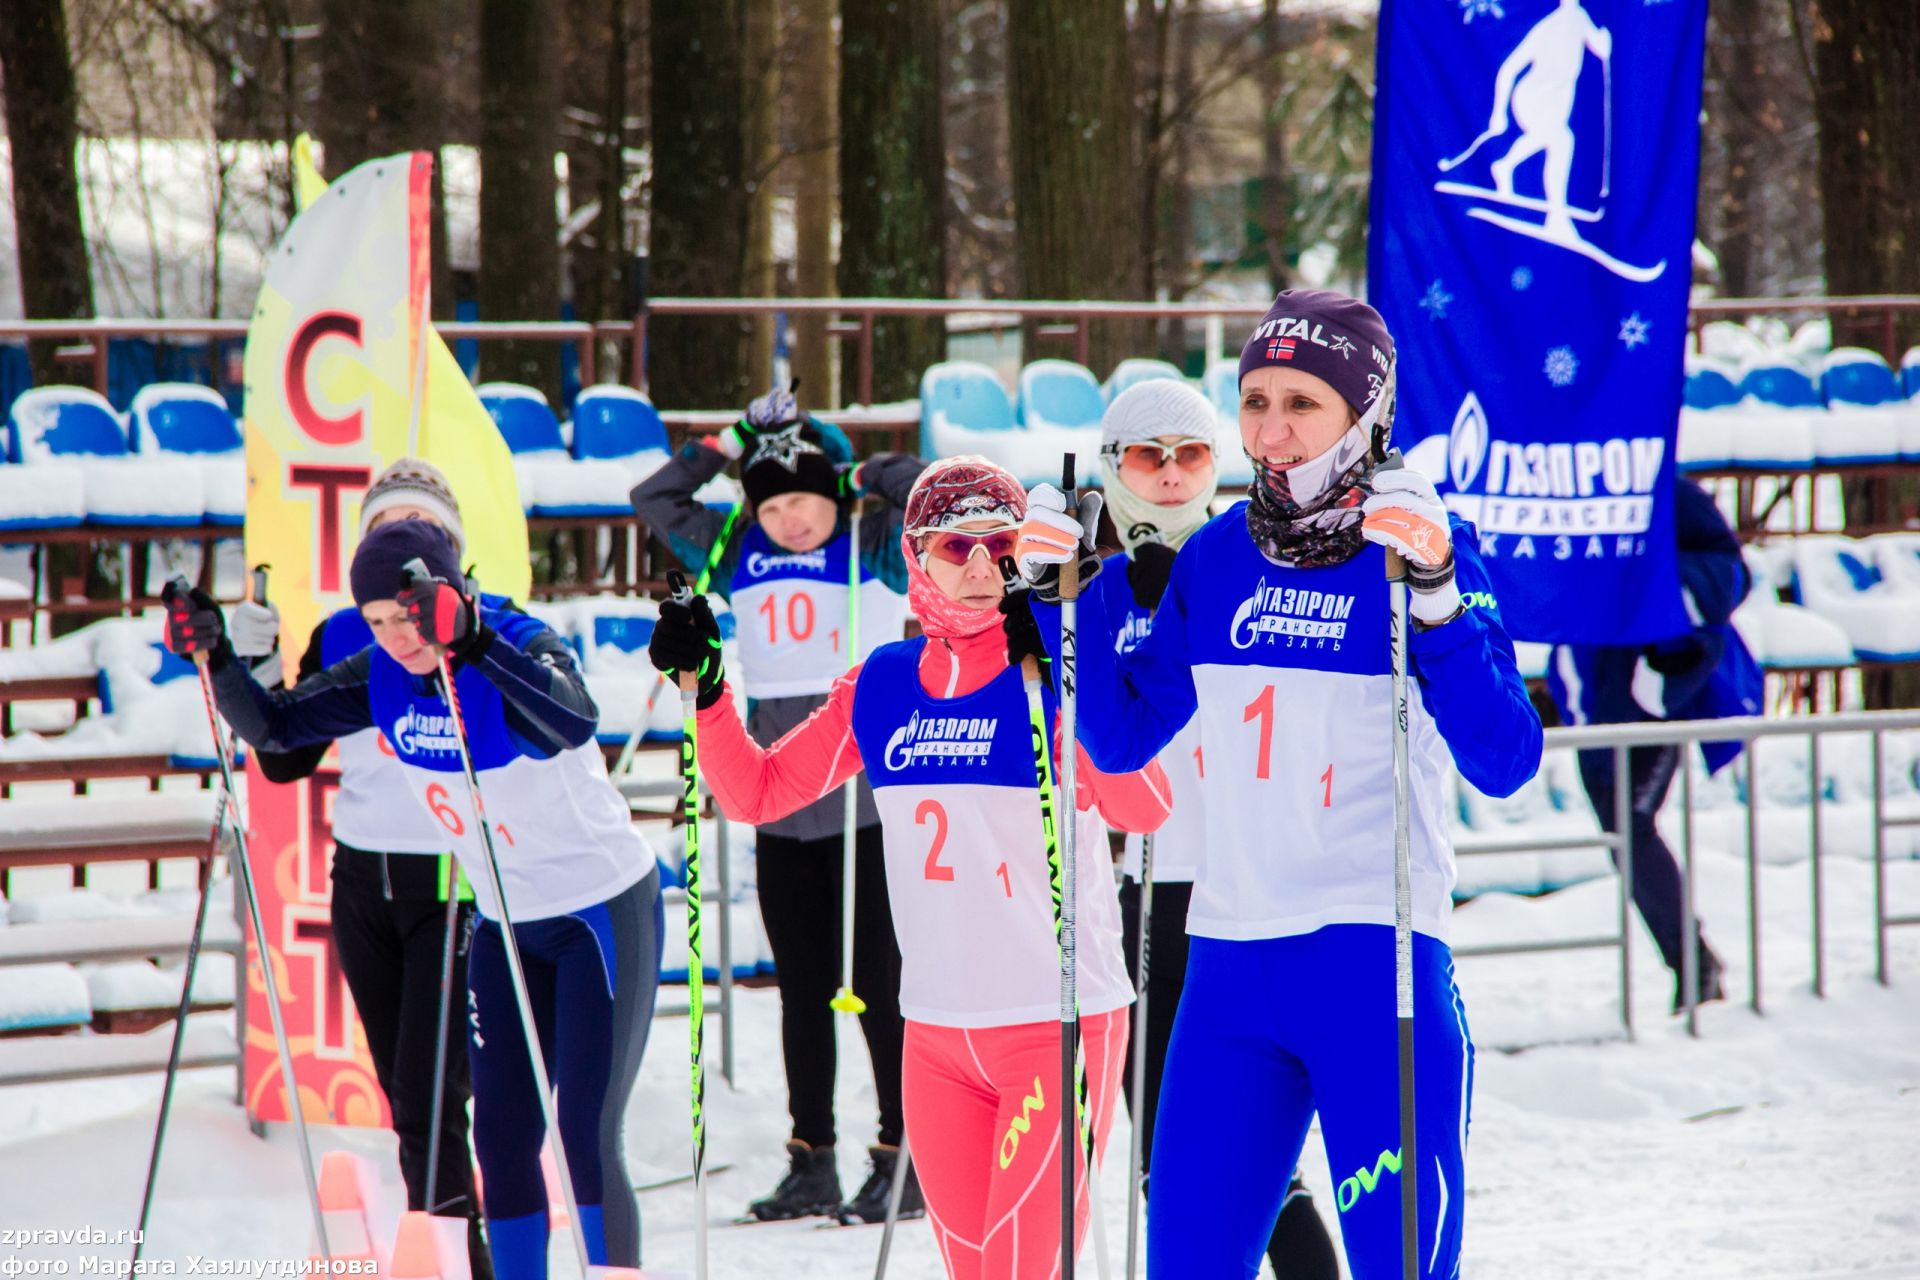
[1435,0,1665,283]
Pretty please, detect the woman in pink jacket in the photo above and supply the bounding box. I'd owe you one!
[648,455,1169,1279]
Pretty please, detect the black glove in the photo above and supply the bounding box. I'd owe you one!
[1000,579,1050,677]
[162,579,229,664]
[1127,540,1177,610]
[650,593,727,710]
[397,571,479,652]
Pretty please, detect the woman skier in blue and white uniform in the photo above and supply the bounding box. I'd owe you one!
[1008,289,1542,1278]
[164,520,662,1280]
[1092,378,1338,1279]
[630,386,925,1223]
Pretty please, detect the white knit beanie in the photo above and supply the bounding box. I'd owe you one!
[359,458,466,557]
[1098,380,1221,551]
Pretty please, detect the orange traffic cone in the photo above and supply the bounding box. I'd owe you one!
[312,1151,384,1265]
[389,1210,473,1280]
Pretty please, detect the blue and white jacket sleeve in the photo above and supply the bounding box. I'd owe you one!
[210,648,376,752]
[1408,518,1543,799]
[1034,548,1199,776]
[463,613,601,758]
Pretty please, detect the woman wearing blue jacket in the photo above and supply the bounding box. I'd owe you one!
[1008,290,1543,1278]
[165,520,662,1280]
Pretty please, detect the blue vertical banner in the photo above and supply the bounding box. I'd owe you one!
[1370,0,1707,644]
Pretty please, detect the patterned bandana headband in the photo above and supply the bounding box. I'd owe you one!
[901,455,1028,639]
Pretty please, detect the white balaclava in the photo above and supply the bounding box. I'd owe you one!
[1098,379,1222,551]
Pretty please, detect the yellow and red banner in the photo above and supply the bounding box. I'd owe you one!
[237,139,528,1124]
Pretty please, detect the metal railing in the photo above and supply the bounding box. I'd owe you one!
[1456,709,1920,1040]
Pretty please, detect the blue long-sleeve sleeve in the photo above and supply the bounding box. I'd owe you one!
[1034,545,1200,777]
[464,614,600,757]
[209,647,377,752]
[1408,524,1542,799]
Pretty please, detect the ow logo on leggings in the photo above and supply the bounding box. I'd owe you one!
[1336,1146,1403,1213]
[998,1077,1048,1169]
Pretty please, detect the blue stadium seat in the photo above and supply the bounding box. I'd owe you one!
[1675,358,1742,473]
[1101,358,1186,405]
[919,360,1018,461]
[6,387,201,526]
[1017,360,1104,431]
[1718,360,1817,470]
[1815,348,1907,464]
[571,385,670,462]
[1789,534,1920,663]
[129,383,245,526]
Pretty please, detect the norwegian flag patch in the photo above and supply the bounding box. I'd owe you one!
[1267,336,1297,360]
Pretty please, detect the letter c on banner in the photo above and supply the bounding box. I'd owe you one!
[285,311,365,446]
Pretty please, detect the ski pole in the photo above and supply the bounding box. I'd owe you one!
[1384,537,1420,1280]
[668,568,712,1280]
[133,564,272,1268]
[831,506,867,1017]
[1123,834,1154,1280]
[175,582,330,1260]
[401,560,593,1275]
[1056,456,1085,1280]
[871,1137,915,1280]
[422,853,465,1216]
[129,744,233,1272]
[615,505,741,779]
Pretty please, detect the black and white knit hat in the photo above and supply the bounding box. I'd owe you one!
[360,458,465,556]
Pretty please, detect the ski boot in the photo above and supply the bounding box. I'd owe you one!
[837,1144,925,1224]
[1671,947,1727,1014]
[746,1140,843,1221]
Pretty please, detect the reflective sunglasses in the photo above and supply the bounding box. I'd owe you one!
[1109,437,1215,474]
[920,526,1020,567]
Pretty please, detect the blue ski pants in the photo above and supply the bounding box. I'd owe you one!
[1146,925,1473,1279]
[468,872,663,1278]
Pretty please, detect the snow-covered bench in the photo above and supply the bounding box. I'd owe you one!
[0,791,226,896]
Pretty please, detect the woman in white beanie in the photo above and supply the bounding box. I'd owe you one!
[1094,380,1338,1279]
[228,458,492,1274]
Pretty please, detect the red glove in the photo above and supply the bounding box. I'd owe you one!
[397,572,477,651]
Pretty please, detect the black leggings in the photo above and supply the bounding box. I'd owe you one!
[329,845,476,1218]
[755,824,905,1148]
[1578,742,1715,975]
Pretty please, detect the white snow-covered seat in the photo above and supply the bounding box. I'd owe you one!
[8,387,203,527]
[565,594,738,744]
[920,360,1018,463]
[1868,532,1920,594]
[1785,317,1830,366]
[1901,347,1920,455]
[128,383,245,526]
[537,384,670,517]
[1732,545,1853,670]
[1676,357,1742,472]
[0,455,85,530]
[0,964,91,1034]
[1788,534,1920,663]
[1101,358,1186,405]
[1720,360,1818,470]
[1815,348,1909,464]
[477,381,595,517]
[1698,320,1768,366]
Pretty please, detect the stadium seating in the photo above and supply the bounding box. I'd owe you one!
[1787,534,1920,663]
[6,387,202,526]
[1719,359,1818,470]
[1101,358,1186,404]
[1731,546,1855,671]
[128,383,245,526]
[918,360,1020,469]
[1902,348,1920,458]
[1675,357,1742,472]
[1815,348,1909,464]
[1017,359,1104,431]
[478,381,631,518]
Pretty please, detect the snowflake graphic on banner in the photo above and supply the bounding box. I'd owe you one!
[1544,346,1579,387]
[1618,312,1651,349]
[1418,280,1454,320]
[1459,0,1505,21]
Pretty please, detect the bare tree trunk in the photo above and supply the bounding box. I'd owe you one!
[648,0,748,408]
[743,0,780,390]
[479,0,563,399]
[318,0,455,317]
[789,0,837,406]
[1258,0,1290,294]
[1007,0,1142,374]
[1807,0,1920,705]
[0,0,95,384]
[840,0,948,405]
[561,0,633,349]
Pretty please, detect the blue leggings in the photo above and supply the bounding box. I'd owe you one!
[468,873,663,1278]
[1146,926,1473,1279]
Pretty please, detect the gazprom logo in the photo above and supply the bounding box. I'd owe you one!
[883,711,997,770]
[1229,578,1354,650]
[1114,609,1153,654]
[391,707,459,756]
[1449,392,1488,493]
[745,548,829,578]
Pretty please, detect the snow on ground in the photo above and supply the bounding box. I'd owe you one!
[0,836,1917,1277]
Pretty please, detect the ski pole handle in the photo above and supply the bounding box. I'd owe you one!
[1058,455,1082,603]
[667,570,698,697]
[1374,450,1408,582]
[250,564,270,607]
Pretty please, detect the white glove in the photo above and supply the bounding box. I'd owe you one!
[1361,468,1462,625]
[1014,483,1104,603]
[229,599,282,659]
